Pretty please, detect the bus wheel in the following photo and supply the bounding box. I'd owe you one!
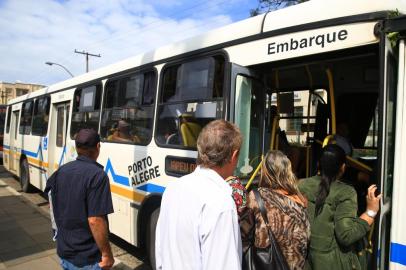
[20,159,32,193]
[146,207,160,270]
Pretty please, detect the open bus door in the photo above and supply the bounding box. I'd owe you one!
[380,16,406,270]
[230,63,265,186]
[390,35,406,270]
[375,16,406,270]
[9,110,20,172]
[48,102,70,176]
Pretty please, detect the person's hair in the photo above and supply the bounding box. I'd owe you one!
[76,145,98,158]
[315,144,346,216]
[196,120,242,168]
[259,150,301,195]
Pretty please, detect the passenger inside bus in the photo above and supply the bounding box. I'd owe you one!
[179,113,202,147]
[334,121,353,156]
[107,120,141,143]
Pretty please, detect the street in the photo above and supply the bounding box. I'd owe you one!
[0,165,151,270]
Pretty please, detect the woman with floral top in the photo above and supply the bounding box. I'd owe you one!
[226,176,247,217]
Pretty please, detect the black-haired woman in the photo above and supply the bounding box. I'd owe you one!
[299,144,381,270]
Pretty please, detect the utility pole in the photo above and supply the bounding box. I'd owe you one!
[74,49,101,72]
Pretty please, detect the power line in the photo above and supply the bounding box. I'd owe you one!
[31,1,249,83]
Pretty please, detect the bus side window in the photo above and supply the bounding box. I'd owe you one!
[19,101,33,135]
[70,84,102,138]
[5,106,11,133]
[155,55,225,148]
[32,96,50,136]
[100,70,156,145]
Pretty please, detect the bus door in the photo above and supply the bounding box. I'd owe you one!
[375,17,406,270]
[48,102,70,176]
[230,63,264,183]
[9,110,20,172]
[377,17,406,270]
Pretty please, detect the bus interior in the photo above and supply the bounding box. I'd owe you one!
[236,43,384,210]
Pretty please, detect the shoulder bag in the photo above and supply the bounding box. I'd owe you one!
[242,189,290,270]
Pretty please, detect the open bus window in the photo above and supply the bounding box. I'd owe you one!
[352,105,378,161]
[156,55,225,148]
[100,71,155,145]
[70,84,102,138]
[275,90,327,147]
[19,101,33,135]
[32,96,50,136]
[268,90,328,178]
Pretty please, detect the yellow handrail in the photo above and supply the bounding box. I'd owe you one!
[305,65,313,137]
[326,68,336,134]
[245,155,263,190]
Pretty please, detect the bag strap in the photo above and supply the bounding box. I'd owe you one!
[253,189,290,269]
[253,189,270,226]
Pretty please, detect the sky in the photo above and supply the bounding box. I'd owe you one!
[0,0,256,86]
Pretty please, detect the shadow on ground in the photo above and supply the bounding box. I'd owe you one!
[0,192,57,268]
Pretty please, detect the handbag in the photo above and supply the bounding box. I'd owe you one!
[242,189,290,270]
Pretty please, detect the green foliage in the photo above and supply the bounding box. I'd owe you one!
[388,32,399,49]
[387,9,401,49]
[250,0,309,16]
[388,9,400,18]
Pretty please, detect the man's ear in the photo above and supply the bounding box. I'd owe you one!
[231,150,239,162]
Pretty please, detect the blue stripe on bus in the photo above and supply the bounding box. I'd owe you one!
[105,158,130,187]
[391,243,406,266]
[136,183,165,193]
[5,144,44,160]
[5,144,43,158]
[21,148,39,157]
[6,144,165,193]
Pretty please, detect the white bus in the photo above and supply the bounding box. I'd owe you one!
[3,0,406,268]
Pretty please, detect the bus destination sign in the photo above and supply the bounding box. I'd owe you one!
[165,156,197,177]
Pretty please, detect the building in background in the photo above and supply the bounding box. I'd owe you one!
[0,81,46,104]
[272,89,327,145]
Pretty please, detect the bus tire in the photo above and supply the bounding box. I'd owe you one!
[20,159,32,193]
[146,207,160,270]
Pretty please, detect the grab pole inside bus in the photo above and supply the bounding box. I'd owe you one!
[323,68,372,173]
[305,65,313,178]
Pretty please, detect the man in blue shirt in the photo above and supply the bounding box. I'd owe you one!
[45,129,114,270]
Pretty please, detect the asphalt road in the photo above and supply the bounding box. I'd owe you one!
[0,165,152,270]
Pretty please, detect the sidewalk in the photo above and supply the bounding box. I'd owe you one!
[0,176,59,269]
[0,166,149,270]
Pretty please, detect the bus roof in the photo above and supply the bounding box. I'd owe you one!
[9,0,405,105]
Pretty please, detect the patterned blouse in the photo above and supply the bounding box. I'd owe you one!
[240,188,310,270]
[226,176,247,216]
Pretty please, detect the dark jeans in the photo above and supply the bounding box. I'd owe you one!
[60,258,101,270]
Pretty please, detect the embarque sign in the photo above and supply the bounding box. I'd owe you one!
[226,22,378,66]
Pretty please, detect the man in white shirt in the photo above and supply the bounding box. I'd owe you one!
[155,120,243,270]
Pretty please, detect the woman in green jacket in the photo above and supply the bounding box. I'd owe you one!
[298,144,381,270]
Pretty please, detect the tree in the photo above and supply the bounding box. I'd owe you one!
[250,0,309,16]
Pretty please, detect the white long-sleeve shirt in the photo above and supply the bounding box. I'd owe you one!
[155,166,242,270]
